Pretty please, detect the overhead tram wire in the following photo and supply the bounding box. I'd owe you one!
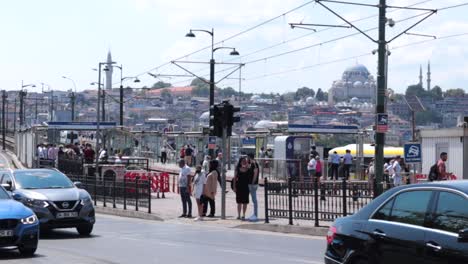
[132,1,466,88]
[156,0,435,83]
[239,31,468,82]
[124,0,317,82]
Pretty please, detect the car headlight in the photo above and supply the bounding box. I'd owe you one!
[80,197,92,206]
[24,198,49,208]
[21,215,38,225]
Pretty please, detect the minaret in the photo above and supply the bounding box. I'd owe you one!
[418,65,423,87]
[427,61,431,91]
[105,51,113,90]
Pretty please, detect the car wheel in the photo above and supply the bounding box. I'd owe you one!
[76,224,93,236]
[18,245,37,256]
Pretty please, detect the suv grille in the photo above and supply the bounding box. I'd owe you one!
[53,200,78,210]
[0,219,18,229]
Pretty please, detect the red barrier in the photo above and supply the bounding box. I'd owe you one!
[159,173,170,193]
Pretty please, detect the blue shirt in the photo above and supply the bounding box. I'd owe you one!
[331,154,340,164]
[344,153,353,165]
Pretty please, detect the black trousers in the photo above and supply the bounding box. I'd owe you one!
[330,164,339,180]
[179,187,192,216]
[160,152,167,164]
[201,195,215,216]
[344,164,351,180]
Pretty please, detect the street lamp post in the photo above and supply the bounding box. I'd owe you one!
[185,28,239,157]
[19,81,35,127]
[112,65,140,127]
[62,76,77,122]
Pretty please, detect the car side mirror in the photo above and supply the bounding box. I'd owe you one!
[459,229,468,242]
[74,181,83,189]
[12,193,22,201]
[1,183,12,192]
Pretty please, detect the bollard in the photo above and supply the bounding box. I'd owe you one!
[264,177,269,224]
[113,176,116,209]
[342,178,347,217]
[93,177,97,206]
[314,176,319,227]
[135,176,139,212]
[288,177,293,225]
[103,178,107,207]
[148,177,151,214]
[123,175,127,210]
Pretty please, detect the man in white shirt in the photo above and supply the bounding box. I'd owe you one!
[178,159,192,218]
[307,155,317,181]
[392,156,402,186]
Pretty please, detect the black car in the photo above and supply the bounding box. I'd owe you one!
[325,181,468,264]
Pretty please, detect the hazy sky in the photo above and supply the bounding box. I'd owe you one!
[0,0,467,95]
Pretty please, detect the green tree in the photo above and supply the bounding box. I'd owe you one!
[190,78,211,90]
[444,88,465,98]
[295,87,315,100]
[281,92,296,103]
[430,85,443,100]
[405,84,427,97]
[191,86,209,97]
[315,88,325,101]
[152,81,171,89]
[219,87,237,97]
[161,89,172,99]
[416,109,442,125]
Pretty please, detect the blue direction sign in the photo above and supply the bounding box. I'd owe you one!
[208,136,217,150]
[404,143,422,163]
[242,138,256,145]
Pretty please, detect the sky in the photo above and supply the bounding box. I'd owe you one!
[0,0,467,95]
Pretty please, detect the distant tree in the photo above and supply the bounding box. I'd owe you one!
[430,86,443,100]
[315,88,325,101]
[416,109,442,125]
[190,78,211,90]
[152,81,172,89]
[281,92,296,103]
[295,87,315,100]
[444,88,465,98]
[219,87,237,98]
[161,89,172,99]
[405,84,427,97]
[191,86,209,97]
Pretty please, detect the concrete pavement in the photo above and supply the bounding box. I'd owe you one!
[0,214,327,264]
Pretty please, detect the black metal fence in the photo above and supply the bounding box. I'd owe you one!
[58,158,83,174]
[264,178,392,226]
[67,174,152,214]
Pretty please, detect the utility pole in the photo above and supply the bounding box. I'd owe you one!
[101,88,105,122]
[374,0,387,196]
[35,95,38,121]
[50,90,54,122]
[2,91,6,150]
[19,91,25,127]
[120,85,124,127]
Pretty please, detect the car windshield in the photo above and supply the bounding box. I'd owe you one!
[14,171,74,189]
[0,187,10,200]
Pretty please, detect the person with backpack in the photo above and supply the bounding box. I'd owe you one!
[431,152,452,181]
[184,145,193,167]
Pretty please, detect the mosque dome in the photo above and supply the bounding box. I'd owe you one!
[199,111,209,120]
[344,64,370,74]
[353,81,363,89]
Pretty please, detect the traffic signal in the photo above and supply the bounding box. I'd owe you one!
[225,103,241,137]
[210,104,224,137]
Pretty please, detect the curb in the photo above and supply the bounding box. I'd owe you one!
[4,150,25,169]
[234,223,328,237]
[95,206,164,222]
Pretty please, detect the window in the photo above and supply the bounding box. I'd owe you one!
[432,192,468,233]
[14,171,73,189]
[373,191,432,226]
[1,174,11,185]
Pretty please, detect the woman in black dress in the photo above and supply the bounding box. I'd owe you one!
[233,156,252,220]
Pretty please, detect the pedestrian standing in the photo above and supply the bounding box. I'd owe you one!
[343,149,353,180]
[184,145,193,167]
[307,155,317,182]
[178,159,192,218]
[160,145,167,164]
[202,160,218,217]
[392,156,402,186]
[216,152,224,189]
[193,165,206,221]
[233,157,251,220]
[202,155,211,174]
[192,145,198,166]
[247,153,259,221]
[310,146,319,159]
[330,151,340,180]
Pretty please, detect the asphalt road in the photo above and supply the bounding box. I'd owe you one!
[0,214,326,264]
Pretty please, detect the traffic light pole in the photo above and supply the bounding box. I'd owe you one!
[221,126,227,220]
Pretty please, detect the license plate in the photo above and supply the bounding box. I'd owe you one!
[0,230,13,237]
[56,212,78,219]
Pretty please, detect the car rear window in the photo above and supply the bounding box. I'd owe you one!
[432,191,468,233]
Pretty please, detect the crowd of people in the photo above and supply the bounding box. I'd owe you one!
[178,152,259,222]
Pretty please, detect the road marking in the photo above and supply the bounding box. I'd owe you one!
[155,241,183,247]
[216,248,253,255]
[120,236,139,241]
